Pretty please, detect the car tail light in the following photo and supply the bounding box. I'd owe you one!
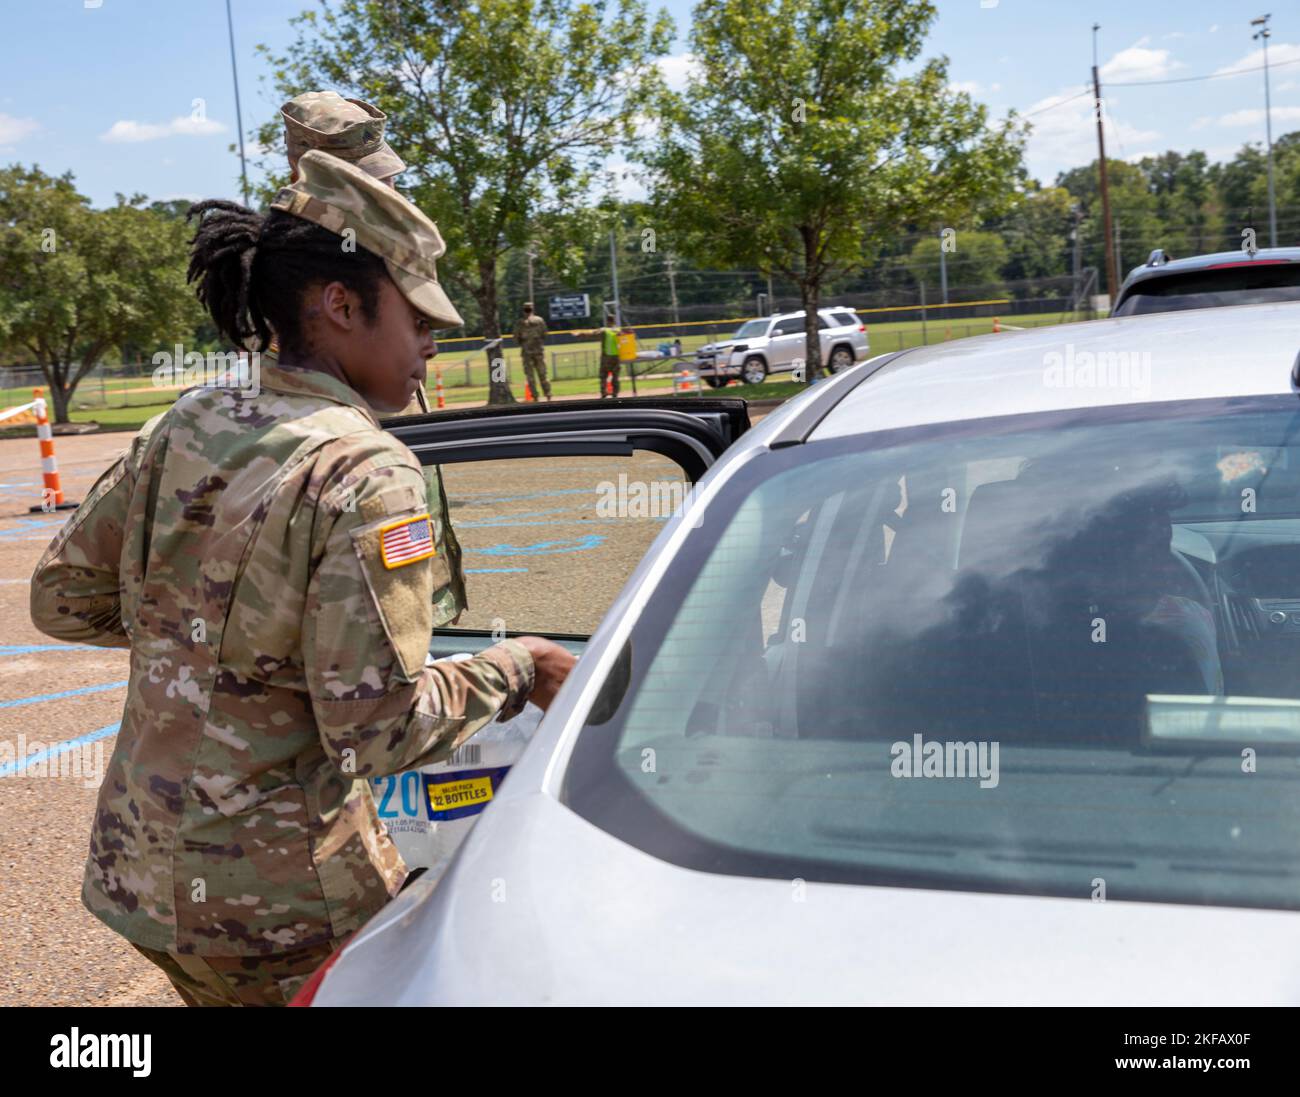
[1204,259,1291,269]
[858,324,866,332]
[288,938,351,1007]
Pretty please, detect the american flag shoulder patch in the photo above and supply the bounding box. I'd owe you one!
[379,512,437,569]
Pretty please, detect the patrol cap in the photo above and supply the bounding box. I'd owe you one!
[269,149,464,328]
[281,91,405,181]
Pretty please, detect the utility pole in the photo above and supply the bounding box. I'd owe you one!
[1071,205,1082,311]
[766,271,775,315]
[225,0,250,206]
[608,229,622,327]
[1252,14,1278,247]
[1092,24,1119,303]
[938,228,949,305]
[1114,219,1123,281]
[666,254,680,326]
[526,246,535,305]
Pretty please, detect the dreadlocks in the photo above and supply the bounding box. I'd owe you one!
[185,199,387,355]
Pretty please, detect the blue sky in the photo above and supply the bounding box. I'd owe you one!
[2,0,1298,208]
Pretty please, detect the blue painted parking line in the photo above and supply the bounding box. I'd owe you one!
[471,534,604,557]
[0,722,120,778]
[465,567,529,574]
[0,643,99,656]
[0,680,129,710]
[0,518,66,540]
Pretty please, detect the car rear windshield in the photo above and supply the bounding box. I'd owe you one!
[1114,264,1300,315]
[563,395,1300,911]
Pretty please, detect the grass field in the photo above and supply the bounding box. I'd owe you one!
[2,308,1092,433]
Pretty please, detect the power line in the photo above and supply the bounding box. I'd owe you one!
[1105,54,1300,88]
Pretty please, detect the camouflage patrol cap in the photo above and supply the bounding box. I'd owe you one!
[281,91,405,180]
[270,149,464,327]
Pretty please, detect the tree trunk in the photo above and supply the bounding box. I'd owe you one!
[800,227,824,381]
[801,280,823,382]
[41,362,71,424]
[478,259,515,406]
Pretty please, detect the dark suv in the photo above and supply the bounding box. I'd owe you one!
[1112,247,1300,316]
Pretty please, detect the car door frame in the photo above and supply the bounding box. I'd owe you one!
[381,397,751,652]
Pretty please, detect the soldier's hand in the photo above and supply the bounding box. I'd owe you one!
[515,635,577,712]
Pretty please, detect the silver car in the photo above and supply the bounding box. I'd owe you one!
[695,307,868,386]
[300,304,1300,1006]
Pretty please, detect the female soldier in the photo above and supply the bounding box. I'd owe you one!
[29,151,574,1006]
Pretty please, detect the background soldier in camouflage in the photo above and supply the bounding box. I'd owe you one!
[30,150,575,1006]
[279,90,467,624]
[513,302,551,401]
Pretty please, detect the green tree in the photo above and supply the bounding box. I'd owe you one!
[987,184,1075,287]
[1056,159,1163,294]
[643,0,1025,379]
[0,165,201,423]
[902,230,1008,296]
[257,0,673,403]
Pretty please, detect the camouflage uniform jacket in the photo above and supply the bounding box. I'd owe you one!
[265,343,467,625]
[29,363,534,956]
[513,314,548,356]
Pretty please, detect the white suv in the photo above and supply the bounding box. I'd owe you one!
[695,308,869,387]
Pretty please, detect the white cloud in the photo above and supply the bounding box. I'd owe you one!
[1213,42,1300,76]
[99,115,227,143]
[1100,45,1182,83]
[656,53,700,93]
[0,111,38,145]
[1213,106,1300,129]
[1023,88,1159,182]
[949,80,982,96]
[1209,24,1219,34]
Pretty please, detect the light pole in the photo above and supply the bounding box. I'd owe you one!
[1252,14,1278,247]
[225,0,250,207]
[938,227,949,305]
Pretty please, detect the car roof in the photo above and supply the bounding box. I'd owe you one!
[772,307,851,321]
[1118,246,1300,296]
[809,302,1300,442]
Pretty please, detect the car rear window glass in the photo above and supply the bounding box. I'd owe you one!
[1114,265,1300,315]
[564,395,1300,911]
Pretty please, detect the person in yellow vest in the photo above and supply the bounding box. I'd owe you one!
[278,90,466,624]
[598,324,621,398]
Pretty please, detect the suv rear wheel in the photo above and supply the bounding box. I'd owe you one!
[703,376,729,389]
[741,356,768,385]
[828,345,854,374]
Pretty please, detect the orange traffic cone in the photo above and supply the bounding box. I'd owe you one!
[29,390,77,512]
[992,317,1001,333]
[603,373,613,397]
[524,381,534,403]
[435,365,445,409]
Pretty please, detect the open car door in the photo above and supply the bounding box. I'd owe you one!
[370,396,750,876]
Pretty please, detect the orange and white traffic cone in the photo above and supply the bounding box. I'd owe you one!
[29,391,77,513]
[435,365,445,409]
[603,373,613,397]
[992,317,1001,333]
[524,381,534,403]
